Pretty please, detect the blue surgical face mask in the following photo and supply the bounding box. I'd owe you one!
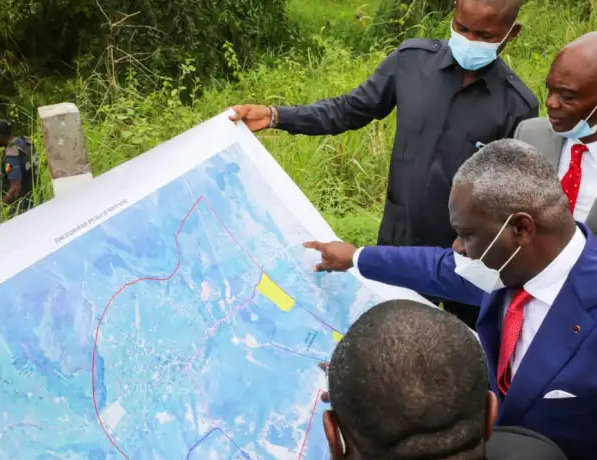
[448,23,515,71]
[549,103,597,141]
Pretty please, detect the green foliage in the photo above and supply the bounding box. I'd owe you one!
[4,40,394,243]
[372,0,451,45]
[371,0,596,47]
[287,0,383,51]
[2,0,597,243]
[0,0,295,96]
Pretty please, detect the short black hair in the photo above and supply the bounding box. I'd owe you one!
[0,120,12,137]
[492,0,525,25]
[458,0,525,26]
[328,300,489,459]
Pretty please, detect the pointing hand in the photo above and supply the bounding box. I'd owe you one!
[303,241,356,272]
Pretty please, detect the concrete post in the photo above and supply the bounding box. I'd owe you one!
[38,103,93,198]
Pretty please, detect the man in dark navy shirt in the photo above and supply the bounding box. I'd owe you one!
[230,0,538,327]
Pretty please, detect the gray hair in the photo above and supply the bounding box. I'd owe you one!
[453,139,569,226]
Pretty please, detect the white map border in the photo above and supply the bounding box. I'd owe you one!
[0,110,432,307]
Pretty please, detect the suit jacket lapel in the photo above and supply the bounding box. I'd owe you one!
[477,290,505,388]
[499,231,597,424]
[515,117,563,171]
[543,129,565,171]
[585,201,597,235]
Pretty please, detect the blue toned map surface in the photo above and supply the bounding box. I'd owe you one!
[0,143,382,460]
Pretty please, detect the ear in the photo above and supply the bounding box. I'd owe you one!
[510,212,535,247]
[484,391,498,440]
[324,411,346,460]
[498,24,521,55]
[509,23,521,41]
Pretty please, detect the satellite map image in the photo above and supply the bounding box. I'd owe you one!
[0,142,383,459]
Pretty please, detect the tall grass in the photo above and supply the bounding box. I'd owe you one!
[287,0,382,50]
[2,0,596,245]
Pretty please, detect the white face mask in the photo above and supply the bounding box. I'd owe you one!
[453,215,521,293]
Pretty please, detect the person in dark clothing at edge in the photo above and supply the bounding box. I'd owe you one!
[230,0,538,329]
[0,119,37,218]
[319,299,568,460]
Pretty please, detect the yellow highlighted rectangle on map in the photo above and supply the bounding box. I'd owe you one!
[333,331,344,342]
[257,273,295,312]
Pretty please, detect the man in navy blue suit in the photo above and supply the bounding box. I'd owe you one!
[305,139,597,460]
[323,299,567,460]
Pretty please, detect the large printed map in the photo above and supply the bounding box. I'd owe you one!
[0,113,429,459]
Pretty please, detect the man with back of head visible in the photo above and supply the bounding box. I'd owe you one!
[306,139,597,460]
[514,32,597,233]
[324,299,568,460]
[229,0,539,329]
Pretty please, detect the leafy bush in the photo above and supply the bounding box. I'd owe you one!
[3,0,597,240]
[0,0,295,88]
[371,0,596,47]
[372,0,452,45]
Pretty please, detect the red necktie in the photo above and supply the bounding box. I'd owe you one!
[497,289,532,395]
[561,144,589,213]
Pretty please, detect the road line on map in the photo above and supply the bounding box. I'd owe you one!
[185,427,249,460]
[264,325,328,362]
[268,343,326,362]
[184,280,260,370]
[189,186,343,334]
[201,200,343,334]
[92,195,341,458]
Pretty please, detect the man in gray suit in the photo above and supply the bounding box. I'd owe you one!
[514,32,597,233]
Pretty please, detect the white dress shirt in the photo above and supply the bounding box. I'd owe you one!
[352,226,586,376]
[558,139,597,222]
[501,226,585,376]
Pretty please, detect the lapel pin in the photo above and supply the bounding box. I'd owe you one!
[572,325,581,334]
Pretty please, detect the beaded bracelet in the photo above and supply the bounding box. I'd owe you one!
[268,106,277,129]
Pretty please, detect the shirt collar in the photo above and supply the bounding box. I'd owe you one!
[564,138,597,163]
[438,46,503,93]
[523,226,586,305]
[438,45,457,70]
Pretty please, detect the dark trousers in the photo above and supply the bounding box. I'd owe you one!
[443,300,480,330]
[426,296,479,330]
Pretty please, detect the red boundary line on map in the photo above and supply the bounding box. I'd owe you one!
[298,389,323,460]
[91,196,206,459]
[91,195,330,459]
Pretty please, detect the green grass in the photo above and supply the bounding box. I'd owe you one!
[2,0,596,245]
[288,0,382,48]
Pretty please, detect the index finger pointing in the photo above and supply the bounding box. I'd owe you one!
[303,241,325,251]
